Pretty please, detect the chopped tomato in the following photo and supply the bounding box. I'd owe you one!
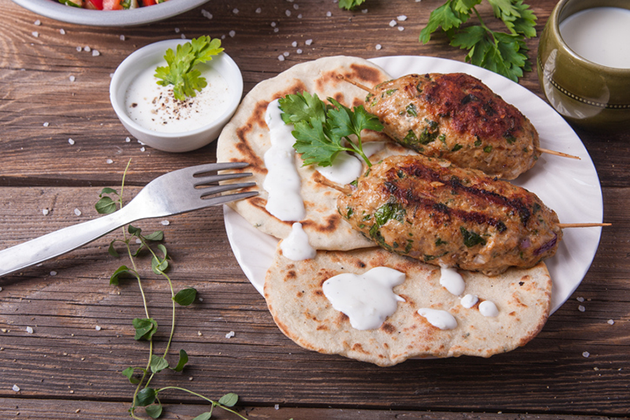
[85,0,103,9]
[141,0,156,5]
[102,0,122,10]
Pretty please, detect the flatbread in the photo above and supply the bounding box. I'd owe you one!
[264,245,551,367]
[216,56,408,250]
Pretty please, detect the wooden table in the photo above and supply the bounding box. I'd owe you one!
[1,0,628,418]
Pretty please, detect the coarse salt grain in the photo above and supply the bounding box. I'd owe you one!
[398,15,408,21]
[297,13,302,18]
[95,325,102,331]
[229,30,236,37]
[294,4,299,9]
[125,137,131,142]
[26,327,34,334]
[389,19,397,27]
[92,50,100,56]
[74,208,82,216]
[42,209,49,216]
[32,31,39,38]
[68,138,75,145]
[106,159,113,164]
[43,122,49,127]
[50,271,57,276]
[175,27,180,33]
[398,26,405,31]
[140,147,146,152]
[283,51,290,57]
[120,35,126,41]
[608,319,615,325]
[271,22,277,27]
[278,55,285,61]
[578,305,586,312]
[201,9,212,19]
[255,7,262,13]
[34,20,41,25]
[84,46,91,52]
[297,49,303,54]
[76,46,82,52]
[577,296,585,302]
[232,8,239,14]
[161,220,170,226]
[69,75,76,82]
[582,351,590,358]
[12,385,20,392]
[292,41,298,47]
[326,11,332,17]
[60,29,66,35]
[305,39,313,46]
[274,404,280,410]
[375,44,382,50]
[362,9,368,13]
[225,331,235,338]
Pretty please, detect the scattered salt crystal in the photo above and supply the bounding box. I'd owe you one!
[76,46,82,52]
[278,55,285,61]
[136,238,142,244]
[232,8,239,14]
[292,41,298,47]
[255,7,262,13]
[12,385,20,392]
[43,122,50,127]
[283,51,290,57]
[0,287,3,292]
[69,75,76,82]
[198,297,203,302]
[229,30,236,38]
[120,35,126,41]
[60,29,66,35]
[389,19,397,27]
[197,331,202,336]
[34,20,41,25]
[285,10,291,16]
[95,325,101,331]
[106,159,113,164]
[161,220,170,226]
[140,147,146,152]
[375,44,382,50]
[326,11,332,17]
[201,9,212,19]
[271,22,277,27]
[362,9,368,13]
[297,13,302,18]
[582,351,590,358]
[174,27,180,33]
[26,327,33,334]
[42,209,49,216]
[68,138,75,145]
[608,319,615,325]
[305,39,313,46]
[225,331,235,338]
[274,28,279,33]
[293,4,299,9]
[297,49,303,54]
[274,404,280,410]
[32,31,39,38]
[74,208,82,216]
[397,15,408,21]
[50,271,57,276]
[92,50,100,57]
[125,137,131,142]
[576,296,585,302]
[578,305,586,312]
[84,46,91,52]
[398,26,405,31]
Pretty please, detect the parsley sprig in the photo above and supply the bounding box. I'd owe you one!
[96,160,247,420]
[154,36,224,101]
[419,0,537,82]
[338,0,367,9]
[278,92,383,168]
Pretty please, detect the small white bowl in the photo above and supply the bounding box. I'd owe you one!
[109,39,243,153]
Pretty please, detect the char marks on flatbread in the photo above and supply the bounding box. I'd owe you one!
[217,56,409,251]
[264,245,551,367]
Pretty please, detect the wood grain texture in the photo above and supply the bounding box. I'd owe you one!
[1,0,629,418]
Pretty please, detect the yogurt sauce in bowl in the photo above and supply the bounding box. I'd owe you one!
[110,39,243,153]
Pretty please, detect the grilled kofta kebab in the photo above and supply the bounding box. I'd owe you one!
[337,154,562,276]
[360,73,542,180]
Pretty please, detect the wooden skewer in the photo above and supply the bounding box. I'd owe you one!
[558,223,611,228]
[338,74,581,161]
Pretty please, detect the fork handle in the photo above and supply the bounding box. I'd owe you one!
[0,208,136,277]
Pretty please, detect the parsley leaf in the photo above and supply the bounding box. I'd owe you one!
[419,0,536,82]
[279,93,383,168]
[154,36,224,101]
[338,0,367,10]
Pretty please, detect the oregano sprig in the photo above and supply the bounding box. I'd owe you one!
[95,159,247,420]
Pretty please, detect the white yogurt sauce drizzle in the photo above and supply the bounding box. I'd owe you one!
[322,267,406,330]
[479,300,499,317]
[264,99,305,221]
[460,294,479,309]
[316,152,363,185]
[439,265,466,296]
[280,222,316,261]
[417,308,458,330]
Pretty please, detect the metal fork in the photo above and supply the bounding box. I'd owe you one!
[0,162,257,277]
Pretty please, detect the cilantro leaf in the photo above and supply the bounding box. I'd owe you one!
[154,36,224,101]
[281,93,383,168]
[338,0,367,10]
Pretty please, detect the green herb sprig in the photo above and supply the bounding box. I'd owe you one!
[278,92,383,168]
[419,0,536,82]
[154,36,224,101]
[96,160,247,420]
[338,0,367,10]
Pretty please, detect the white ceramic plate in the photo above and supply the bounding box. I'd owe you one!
[224,55,604,314]
[12,0,209,27]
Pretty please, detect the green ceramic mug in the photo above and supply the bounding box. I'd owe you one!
[537,0,630,130]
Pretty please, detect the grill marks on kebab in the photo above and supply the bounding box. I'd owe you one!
[344,73,579,180]
[337,154,562,276]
